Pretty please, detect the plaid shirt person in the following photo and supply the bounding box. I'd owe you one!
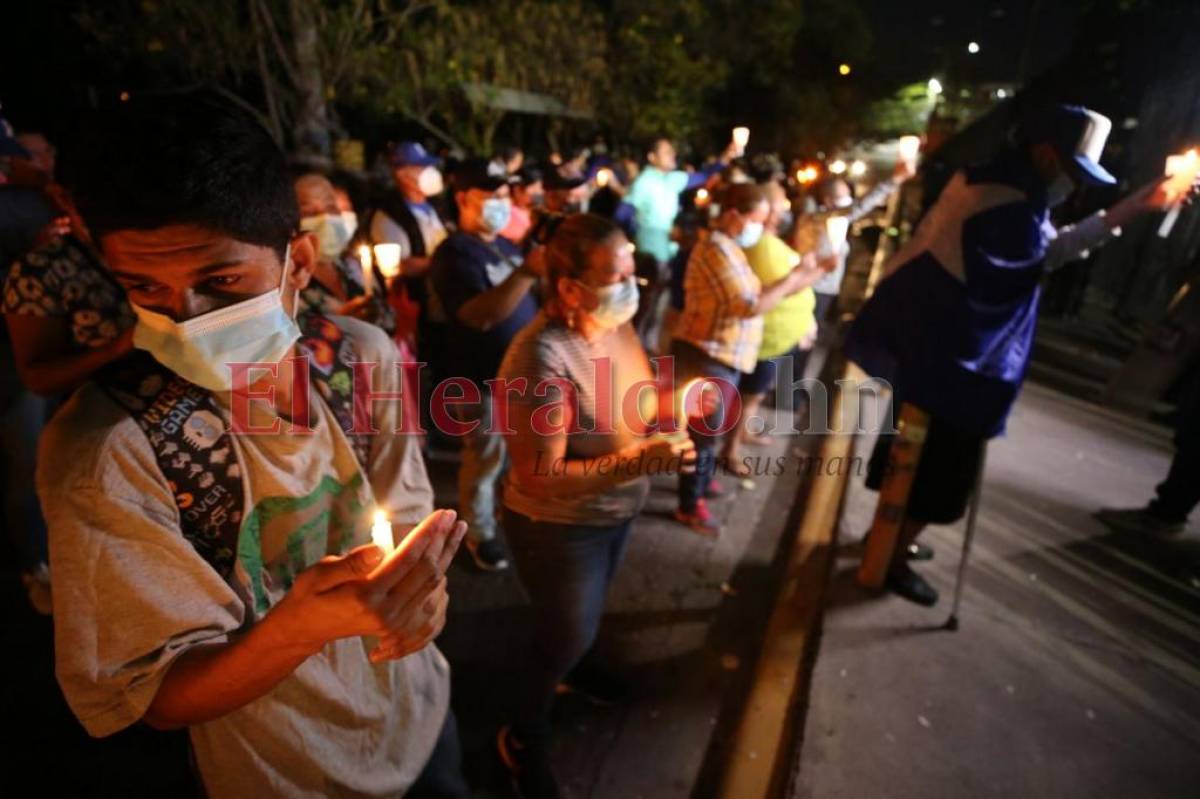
[675,230,763,373]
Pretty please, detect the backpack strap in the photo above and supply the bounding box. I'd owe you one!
[297,312,373,468]
[98,352,245,579]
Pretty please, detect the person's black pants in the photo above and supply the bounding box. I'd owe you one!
[1150,374,1200,523]
[408,709,469,798]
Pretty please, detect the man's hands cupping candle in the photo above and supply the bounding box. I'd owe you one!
[271,508,468,664]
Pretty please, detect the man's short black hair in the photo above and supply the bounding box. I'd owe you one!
[66,89,297,256]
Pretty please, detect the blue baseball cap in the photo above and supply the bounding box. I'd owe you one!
[389,141,439,168]
[0,108,30,158]
[1025,105,1116,186]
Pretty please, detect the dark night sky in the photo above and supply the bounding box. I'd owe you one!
[857,0,1085,86]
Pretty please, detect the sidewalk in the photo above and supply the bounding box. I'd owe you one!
[789,381,1200,798]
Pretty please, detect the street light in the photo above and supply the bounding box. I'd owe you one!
[849,160,867,178]
[967,41,980,54]
[829,159,847,175]
[838,63,852,76]
[928,77,943,95]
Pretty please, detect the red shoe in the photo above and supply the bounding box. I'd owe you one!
[704,478,725,499]
[673,499,721,536]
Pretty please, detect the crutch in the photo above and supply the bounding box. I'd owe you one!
[943,443,988,631]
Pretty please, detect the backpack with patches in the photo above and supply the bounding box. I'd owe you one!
[97,313,370,579]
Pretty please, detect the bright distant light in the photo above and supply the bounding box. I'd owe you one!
[849,160,867,178]
[996,88,1008,99]
[838,63,852,76]
[928,78,943,95]
[967,41,980,54]
[829,159,847,175]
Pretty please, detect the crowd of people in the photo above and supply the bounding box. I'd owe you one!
[0,89,1193,799]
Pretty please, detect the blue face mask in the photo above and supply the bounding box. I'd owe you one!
[736,221,764,249]
[577,275,640,329]
[300,212,356,259]
[481,197,512,234]
[130,246,302,391]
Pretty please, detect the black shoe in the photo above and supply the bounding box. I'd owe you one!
[556,664,631,706]
[906,542,934,561]
[497,726,559,799]
[1095,507,1186,538]
[466,538,510,572]
[886,565,939,606]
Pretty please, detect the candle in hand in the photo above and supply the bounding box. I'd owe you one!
[371,509,392,551]
[373,243,402,279]
[732,126,750,155]
[898,135,921,171]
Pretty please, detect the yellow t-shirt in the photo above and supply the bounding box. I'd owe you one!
[743,232,816,359]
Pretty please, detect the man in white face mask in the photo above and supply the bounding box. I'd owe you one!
[38,90,468,797]
[799,158,913,327]
[294,172,394,334]
[429,158,544,572]
[370,141,448,281]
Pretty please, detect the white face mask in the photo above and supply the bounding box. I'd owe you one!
[300,212,356,259]
[579,275,639,329]
[130,245,302,392]
[736,220,765,249]
[418,167,444,198]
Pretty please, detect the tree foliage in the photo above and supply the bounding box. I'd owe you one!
[70,0,886,159]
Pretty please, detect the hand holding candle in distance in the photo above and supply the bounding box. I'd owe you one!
[1158,149,1200,237]
[373,243,402,279]
[732,126,750,157]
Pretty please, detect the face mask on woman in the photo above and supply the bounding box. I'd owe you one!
[481,197,512,234]
[736,220,764,249]
[130,245,302,392]
[577,274,639,329]
[299,213,356,259]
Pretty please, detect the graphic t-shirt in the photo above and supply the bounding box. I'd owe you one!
[39,316,448,798]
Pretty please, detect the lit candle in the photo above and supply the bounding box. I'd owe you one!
[695,187,710,206]
[373,243,402,279]
[358,244,374,294]
[898,135,921,170]
[732,126,750,155]
[370,508,392,551]
[825,215,850,252]
[674,377,706,432]
[595,167,612,188]
[1159,148,1199,237]
[829,159,847,175]
[848,160,868,178]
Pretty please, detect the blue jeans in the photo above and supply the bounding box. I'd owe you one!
[671,340,743,512]
[451,391,506,544]
[503,507,632,743]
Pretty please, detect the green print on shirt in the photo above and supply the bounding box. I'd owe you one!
[237,472,367,614]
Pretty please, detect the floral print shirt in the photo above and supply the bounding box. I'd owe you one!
[4,234,134,349]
